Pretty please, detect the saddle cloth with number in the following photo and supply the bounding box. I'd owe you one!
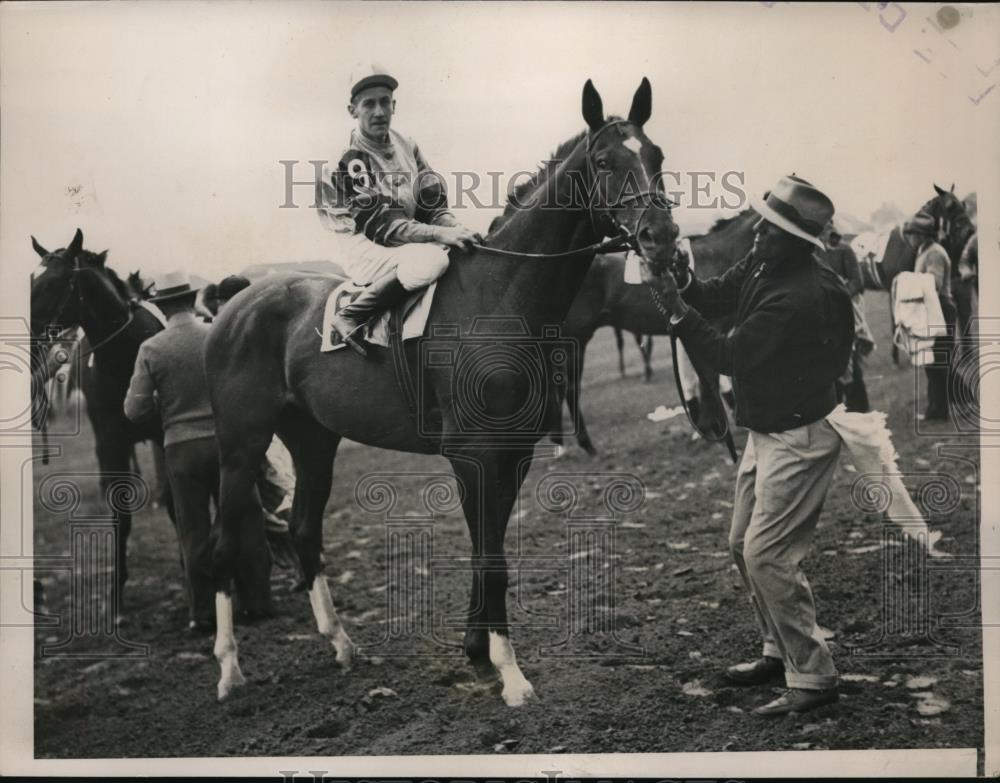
[319,279,438,352]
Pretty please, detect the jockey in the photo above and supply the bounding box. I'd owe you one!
[316,64,481,357]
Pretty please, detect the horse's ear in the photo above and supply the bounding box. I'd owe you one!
[934,184,947,197]
[950,183,955,193]
[628,77,652,127]
[31,236,50,259]
[95,250,108,266]
[66,228,83,258]
[582,79,604,131]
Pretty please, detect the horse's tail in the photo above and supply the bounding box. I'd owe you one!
[205,278,299,614]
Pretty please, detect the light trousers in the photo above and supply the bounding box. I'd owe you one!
[342,234,450,291]
[729,418,841,689]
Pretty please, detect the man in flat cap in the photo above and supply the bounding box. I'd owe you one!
[316,64,481,357]
[642,175,854,716]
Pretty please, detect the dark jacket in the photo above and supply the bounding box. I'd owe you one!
[674,248,854,433]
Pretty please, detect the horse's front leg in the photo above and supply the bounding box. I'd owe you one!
[448,447,536,707]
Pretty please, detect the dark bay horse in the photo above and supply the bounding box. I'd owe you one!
[205,79,679,706]
[554,209,758,454]
[30,230,175,615]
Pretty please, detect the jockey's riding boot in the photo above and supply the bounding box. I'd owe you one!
[331,271,410,358]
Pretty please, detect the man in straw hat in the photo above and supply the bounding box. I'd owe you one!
[316,64,481,357]
[124,271,271,629]
[641,175,854,716]
[902,212,956,421]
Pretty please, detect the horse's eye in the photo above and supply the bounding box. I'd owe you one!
[596,159,609,170]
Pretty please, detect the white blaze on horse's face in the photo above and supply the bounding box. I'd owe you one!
[621,134,654,191]
[622,136,643,157]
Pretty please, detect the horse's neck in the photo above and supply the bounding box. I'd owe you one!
[79,272,153,367]
[444,168,597,329]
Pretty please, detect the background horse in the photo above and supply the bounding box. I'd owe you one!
[852,185,976,362]
[205,79,679,706]
[30,230,175,616]
[611,327,654,382]
[553,209,757,454]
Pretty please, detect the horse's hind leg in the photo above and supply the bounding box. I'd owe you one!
[277,409,355,668]
[94,421,134,621]
[613,326,626,377]
[212,406,275,700]
[638,334,654,382]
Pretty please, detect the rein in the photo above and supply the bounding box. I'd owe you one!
[469,229,635,260]
[647,277,738,464]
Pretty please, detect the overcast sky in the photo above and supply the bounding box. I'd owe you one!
[2,1,998,282]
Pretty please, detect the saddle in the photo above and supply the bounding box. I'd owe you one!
[319,279,437,353]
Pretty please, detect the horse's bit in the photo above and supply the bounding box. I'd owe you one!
[36,256,137,359]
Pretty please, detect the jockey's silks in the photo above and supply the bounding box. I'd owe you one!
[317,128,458,246]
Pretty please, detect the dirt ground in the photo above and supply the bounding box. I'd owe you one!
[33,291,984,759]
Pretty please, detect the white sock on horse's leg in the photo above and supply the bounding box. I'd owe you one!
[213,592,246,700]
[489,631,535,707]
[309,576,355,669]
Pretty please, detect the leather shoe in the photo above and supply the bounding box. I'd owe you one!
[753,687,839,716]
[724,655,784,686]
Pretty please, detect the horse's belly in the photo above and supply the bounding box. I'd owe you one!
[290,346,441,455]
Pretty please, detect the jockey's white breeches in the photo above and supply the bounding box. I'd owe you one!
[341,234,450,291]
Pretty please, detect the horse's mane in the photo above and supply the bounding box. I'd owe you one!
[499,118,624,219]
[77,250,131,302]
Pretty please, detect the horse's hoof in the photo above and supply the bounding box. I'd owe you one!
[334,639,356,670]
[115,613,126,628]
[217,669,247,701]
[501,680,537,708]
[581,441,598,457]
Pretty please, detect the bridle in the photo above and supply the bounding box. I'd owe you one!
[471,120,675,260]
[464,121,736,460]
[35,256,136,359]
